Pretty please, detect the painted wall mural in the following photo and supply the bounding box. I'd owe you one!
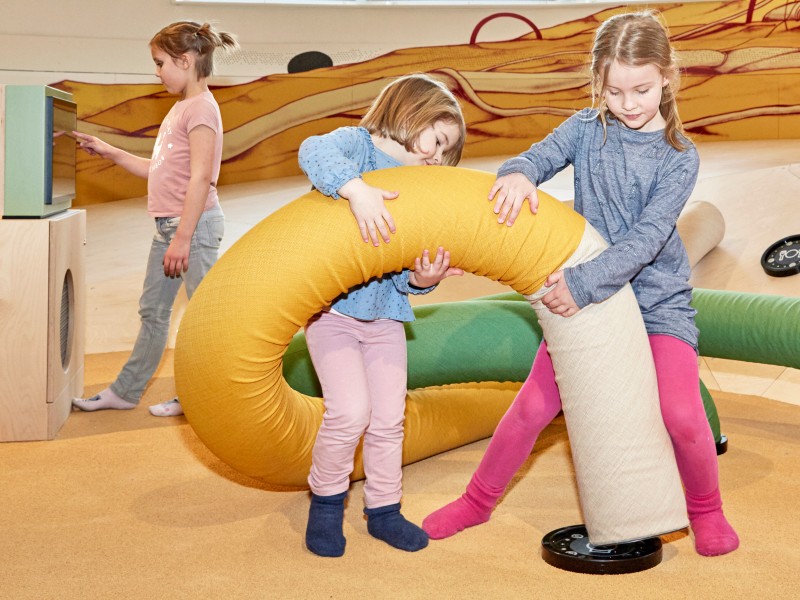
[56,0,800,205]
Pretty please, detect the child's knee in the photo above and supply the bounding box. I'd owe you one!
[510,393,560,431]
[664,417,712,446]
[138,304,172,325]
[322,411,370,440]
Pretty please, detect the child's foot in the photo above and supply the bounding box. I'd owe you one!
[72,389,135,412]
[306,492,347,557]
[691,511,740,556]
[422,494,492,540]
[149,398,183,417]
[364,503,428,552]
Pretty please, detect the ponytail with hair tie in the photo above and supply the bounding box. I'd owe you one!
[150,20,239,78]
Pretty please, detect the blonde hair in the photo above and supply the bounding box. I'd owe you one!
[150,21,239,80]
[360,74,466,166]
[590,10,689,151]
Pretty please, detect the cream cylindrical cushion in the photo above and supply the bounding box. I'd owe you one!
[563,198,725,270]
[677,200,726,268]
[526,226,688,544]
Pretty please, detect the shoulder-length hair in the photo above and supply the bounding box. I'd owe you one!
[360,74,466,166]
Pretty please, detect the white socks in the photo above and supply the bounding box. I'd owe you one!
[72,389,135,411]
[72,390,183,417]
[148,398,183,417]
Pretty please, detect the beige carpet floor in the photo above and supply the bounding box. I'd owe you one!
[2,350,799,599]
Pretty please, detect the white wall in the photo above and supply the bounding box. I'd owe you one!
[1,0,598,85]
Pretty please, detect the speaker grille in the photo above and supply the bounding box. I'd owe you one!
[60,270,74,370]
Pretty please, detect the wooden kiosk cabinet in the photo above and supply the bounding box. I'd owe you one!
[0,210,86,441]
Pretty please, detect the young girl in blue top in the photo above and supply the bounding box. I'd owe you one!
[298,74,466,557]
[423,11,739,557]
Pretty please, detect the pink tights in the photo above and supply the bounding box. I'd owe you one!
[422,335,739,556]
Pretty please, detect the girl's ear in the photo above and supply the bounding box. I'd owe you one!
[180,53,192,70]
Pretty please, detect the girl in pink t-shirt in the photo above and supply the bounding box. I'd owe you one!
[72,21,238,417]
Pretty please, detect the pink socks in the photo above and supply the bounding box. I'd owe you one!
[424,334,741,557]
[423,342,563,540]
[649,335,739,557]
[423,474,502,539]
[686,489,739,556]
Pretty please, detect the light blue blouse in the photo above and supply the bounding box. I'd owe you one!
[298,126,434,322]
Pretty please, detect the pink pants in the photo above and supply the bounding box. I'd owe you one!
[480,333,718,499]
[305,311,407,508]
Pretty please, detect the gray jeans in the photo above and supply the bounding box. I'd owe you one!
[111,208,224,403]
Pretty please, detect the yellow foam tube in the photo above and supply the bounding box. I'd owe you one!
[174,166,583,487]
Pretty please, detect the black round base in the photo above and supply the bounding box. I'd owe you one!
[541,524,662,575]
[716,434,728,455]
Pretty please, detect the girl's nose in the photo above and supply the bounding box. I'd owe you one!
[622,94,636,110]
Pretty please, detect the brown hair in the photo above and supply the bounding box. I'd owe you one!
[360,74,466,166]
[590,10,689,151]
[150,21,238,80]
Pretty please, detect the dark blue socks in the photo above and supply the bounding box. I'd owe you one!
[364,503,429,552]
[306,491,347,557]
[306,494,428,556]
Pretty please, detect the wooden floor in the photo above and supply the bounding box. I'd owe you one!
[81,139,800,406]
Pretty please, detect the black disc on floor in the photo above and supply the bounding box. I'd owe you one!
[716,434,728,455]
[760,234,800,277]
[541,524,662,575]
